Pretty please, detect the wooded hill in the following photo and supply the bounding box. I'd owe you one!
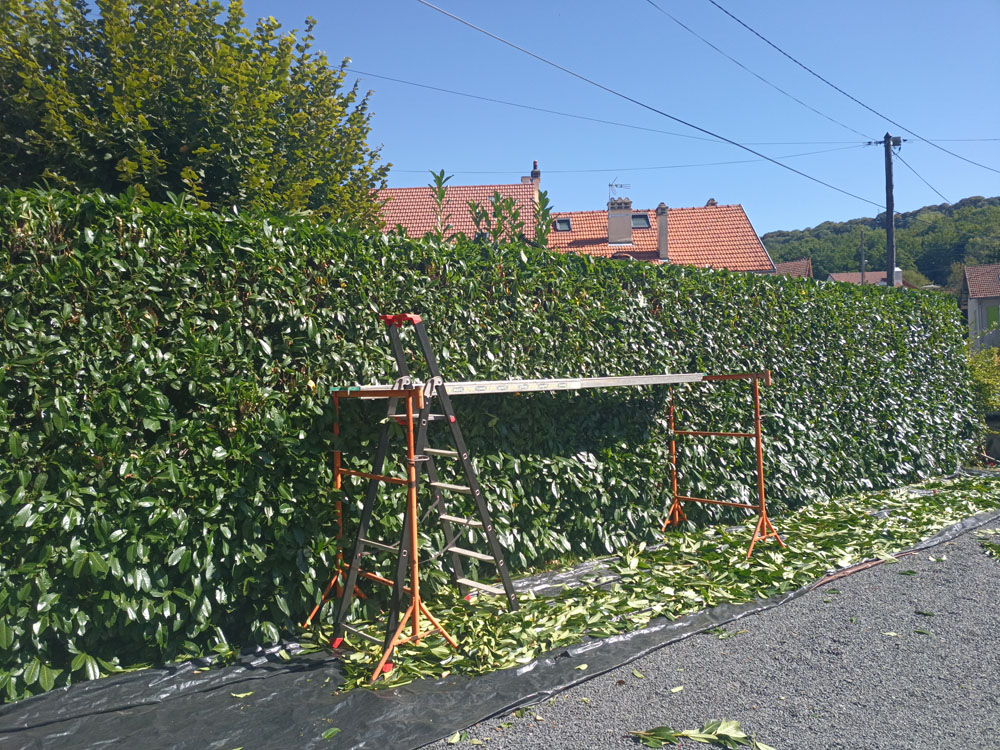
[762,196,1000,288]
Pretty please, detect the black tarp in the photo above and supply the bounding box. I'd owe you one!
[3,506,998,750]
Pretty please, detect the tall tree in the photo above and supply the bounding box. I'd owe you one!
[0,0,389,224]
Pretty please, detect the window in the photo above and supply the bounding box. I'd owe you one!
[631,213,651,229]
[554,218,572,231]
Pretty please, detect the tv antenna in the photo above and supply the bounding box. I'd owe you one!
[609,179,631,200]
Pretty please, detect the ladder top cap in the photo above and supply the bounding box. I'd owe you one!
[380,313,423,327]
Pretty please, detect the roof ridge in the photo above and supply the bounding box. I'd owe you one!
[380,183,535,192]
[552,204,744,216]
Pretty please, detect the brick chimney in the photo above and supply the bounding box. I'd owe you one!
[656,202,669,260]
[521,160,542,203]
[608,197,632,245]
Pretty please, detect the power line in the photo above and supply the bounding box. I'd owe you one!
[640,0,873,140]
[417,1,884,211]
[390,144,865,174]
[350,68,715,144]
[349,68,865,147]
[702,0,1000,176]
[893,151,950,205]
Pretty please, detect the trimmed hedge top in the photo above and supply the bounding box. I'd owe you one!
[0,189,977,700]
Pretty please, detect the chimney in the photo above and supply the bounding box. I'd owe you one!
[656,202,669,260]
[608,197,632,245]
[521,160,542,187]
[521,160,542,205]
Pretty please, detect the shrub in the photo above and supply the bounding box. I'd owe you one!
[968,347,1000,416]
[0,189,977,700]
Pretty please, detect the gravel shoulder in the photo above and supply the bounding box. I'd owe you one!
[425,520,1000,750]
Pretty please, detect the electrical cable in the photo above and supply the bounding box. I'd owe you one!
[390,145,864,175]
[702,0,1000,176]
[893,150,951,205]
[417,1,884,211]
[640,0,873,140]
[349,67,867,147]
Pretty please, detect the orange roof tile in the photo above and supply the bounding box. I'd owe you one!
[547,204,774,272]
[774,258,813,278]
[378,184,538,241]
[965,263,1000,299]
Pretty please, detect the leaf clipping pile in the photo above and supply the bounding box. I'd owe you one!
[309,476,1000,690]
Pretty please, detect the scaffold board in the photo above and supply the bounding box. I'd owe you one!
[336,372,705,398]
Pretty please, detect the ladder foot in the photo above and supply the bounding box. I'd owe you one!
[330,637,344,649]
[382,662,394,674]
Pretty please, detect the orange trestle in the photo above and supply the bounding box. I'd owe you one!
[663,371,785,558]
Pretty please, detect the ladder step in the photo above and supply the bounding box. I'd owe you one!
[439,514,483,527]
[392,413,450,422]
[360,537,399,553]
[425,448,459,458]
[430,482,472,494]
[343,624,382,644]
[448,546,493,561]
[456,577,505,596]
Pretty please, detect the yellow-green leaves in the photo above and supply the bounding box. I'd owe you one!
[0,1,388,223]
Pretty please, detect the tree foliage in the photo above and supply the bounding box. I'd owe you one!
[0,0,388,223]
[763,196,1000,287]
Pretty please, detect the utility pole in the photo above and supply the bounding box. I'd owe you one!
[860,229,866,284]
[883,133,902,286]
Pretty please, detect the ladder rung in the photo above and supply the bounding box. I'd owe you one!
[430,482,472,494]
[392,413,450,422]
[439,514,483,527]
[343,624,382,644]
[360,537,399,553]
[456,577,504,595]
[448,546,493,561]
[425,448,459,458]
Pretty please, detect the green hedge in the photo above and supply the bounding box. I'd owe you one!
[0,189,976,700]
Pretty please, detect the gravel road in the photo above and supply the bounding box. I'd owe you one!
[424,519,1000,750]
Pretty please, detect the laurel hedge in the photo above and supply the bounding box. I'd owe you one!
[0,189,976,700]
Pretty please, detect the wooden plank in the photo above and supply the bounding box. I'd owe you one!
[336,372,704,397]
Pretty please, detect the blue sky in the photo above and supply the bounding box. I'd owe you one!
[243,0,999,234]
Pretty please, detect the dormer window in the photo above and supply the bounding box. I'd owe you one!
[554,218,572,231]
[631,214,651,229]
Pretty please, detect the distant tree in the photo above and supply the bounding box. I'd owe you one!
[901,268,933,288]
[946,262,965,298]
[762,196,1000,287]
[0,0,389,224]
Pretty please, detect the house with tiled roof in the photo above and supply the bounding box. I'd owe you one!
[963,263,1000,350]
[774,258,813,278]
[378,162,775,273]
[547,198,775,273]
[378,163,541,241]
